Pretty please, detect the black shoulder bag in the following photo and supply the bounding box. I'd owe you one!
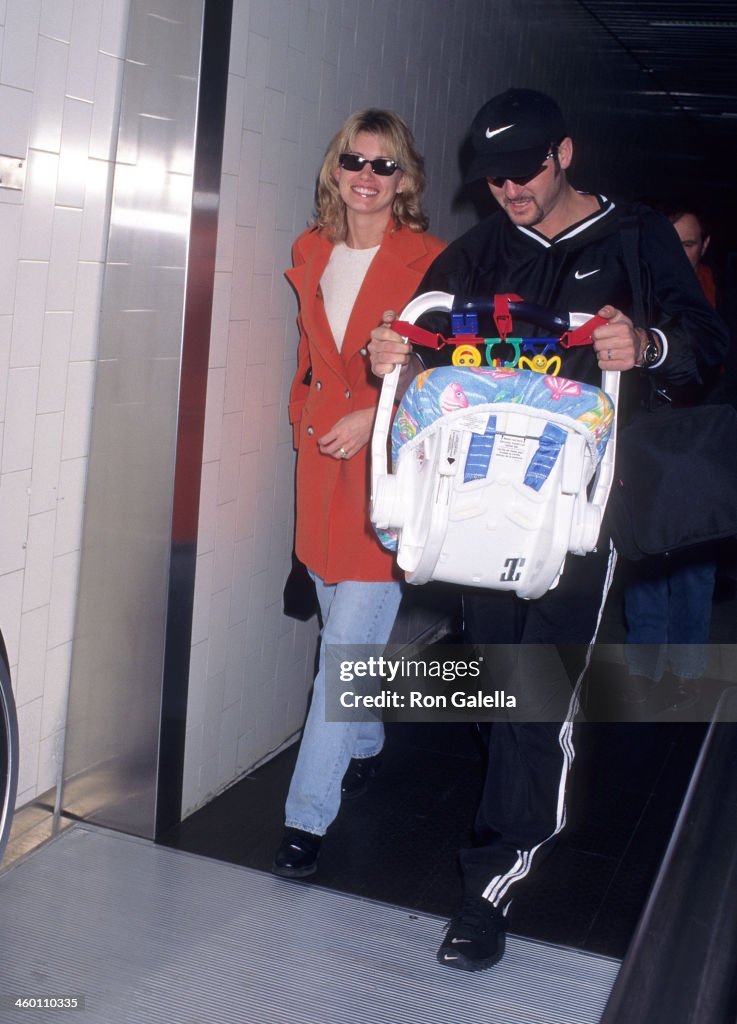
[605,215,737,560]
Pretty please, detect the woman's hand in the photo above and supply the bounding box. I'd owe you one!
[318,407,375,460]
[369,310,415,377]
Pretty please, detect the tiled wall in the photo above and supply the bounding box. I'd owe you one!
[182,0,678,815]
[0,0,129,807]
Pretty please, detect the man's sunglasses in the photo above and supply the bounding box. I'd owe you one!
[339,153,401,176]
[487,148,557,189]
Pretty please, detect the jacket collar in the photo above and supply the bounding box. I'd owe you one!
[285,223,432,370]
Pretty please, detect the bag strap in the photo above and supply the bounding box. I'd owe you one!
[618,209,645,327]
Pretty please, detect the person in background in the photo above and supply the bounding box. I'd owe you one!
[272,109,445,879]
[622,200,727,709]
[369,89,728,972]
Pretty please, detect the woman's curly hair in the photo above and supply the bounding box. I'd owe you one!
[314,109,429,241]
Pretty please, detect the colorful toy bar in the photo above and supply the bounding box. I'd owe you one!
[391,294,607,376]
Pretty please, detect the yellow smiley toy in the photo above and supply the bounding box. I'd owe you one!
[452,344,482,367]
[519,353,562,376]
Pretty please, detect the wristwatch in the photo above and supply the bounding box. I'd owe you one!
[639,330,661,368]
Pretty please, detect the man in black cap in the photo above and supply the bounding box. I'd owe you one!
[369,88,728,971]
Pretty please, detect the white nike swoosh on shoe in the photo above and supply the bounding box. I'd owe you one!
[451,937,472,944]
[442,953,460,960]
[574,269,600,279]
[485,123,514,139]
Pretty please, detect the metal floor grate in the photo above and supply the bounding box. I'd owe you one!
[0,825,618,1023]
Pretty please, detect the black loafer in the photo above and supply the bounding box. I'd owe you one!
[341,754,382,800]
[272,828,321,878]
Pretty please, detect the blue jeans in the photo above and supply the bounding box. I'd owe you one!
[284,575,403,836]
[624,553,716,681]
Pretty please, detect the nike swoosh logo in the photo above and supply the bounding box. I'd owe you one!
[451,937,471,944]
[485,124,514,139]
[574,269,600,280]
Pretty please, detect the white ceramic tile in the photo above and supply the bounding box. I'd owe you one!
[0,82,33,157]
[36,728,63,794]
[37,312,73,414]
[242,30,268,132]
[191,549,214,647]
[46,547,79,648]
[228,533,253,625]
[52,456,87,556]
[89,51,123,161]
[40,639,71,737]
[29,410,63,516]
[202,668,225,749]
[9,260,48,367]
[201,366,226,465]
[79,159,112,261]
[287,0,309,52]
[60,360,94,460]
[235,131,261,229]
[196,458,219,556]
[28,33,68,153]
[211,503,237,598]
[214,172,237,273]
[15,694,42,795]
[56,97,94,208]
[247,0,270,39]
[40,0,73,42]
[185,639,209,727]
[20,508,55,613]
[221,73,245,177]
[98,0,128,58]
[217,454,239,508]
[0,315,10,423]
[216,701,240,788]
[66,0,102,102]
[223,327,248,415]
[208,272,232,370]
[69,261,104,359]
[46,206,83,311]
[212,501,237,596]
[0,567,23,670]
[16,603,49,702]
[2,367,39,472]
[18,150,57,262]
[0,206,22,316]
[1,0,41,91]
[228,0,250,75]
[230,228,254,320]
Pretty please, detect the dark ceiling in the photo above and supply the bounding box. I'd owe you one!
[577,0,737,161]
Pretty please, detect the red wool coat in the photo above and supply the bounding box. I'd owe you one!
[286,223,446,583]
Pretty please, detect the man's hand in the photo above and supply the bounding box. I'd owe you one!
[317,408,375,461]
[592,305,647,371]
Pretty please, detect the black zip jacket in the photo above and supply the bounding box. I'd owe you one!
[413,196,729,397]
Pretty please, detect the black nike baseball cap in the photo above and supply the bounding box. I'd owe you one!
[464,88,568,183]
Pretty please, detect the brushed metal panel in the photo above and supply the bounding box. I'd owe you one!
[61,0,207,839]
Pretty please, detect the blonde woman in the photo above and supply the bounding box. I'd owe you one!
[274,109,445,878]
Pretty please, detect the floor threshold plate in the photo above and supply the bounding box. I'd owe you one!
[0,825,618,1023]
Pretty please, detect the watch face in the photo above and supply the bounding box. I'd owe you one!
[644,339,659,366]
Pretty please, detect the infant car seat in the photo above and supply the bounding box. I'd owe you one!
[370,292,619,600]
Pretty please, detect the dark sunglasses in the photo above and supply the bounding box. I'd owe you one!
[487,149,557,189]
[338,153,401,176]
